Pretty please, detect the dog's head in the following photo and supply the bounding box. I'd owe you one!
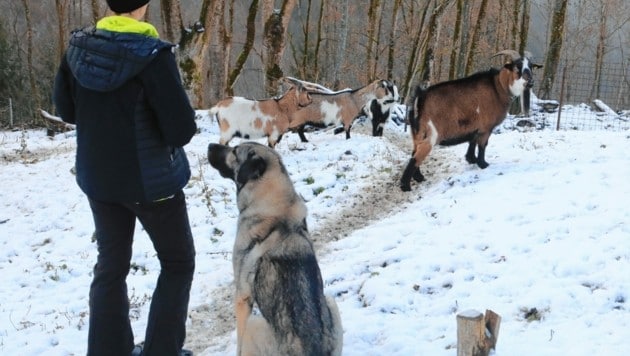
[208,142,285,193]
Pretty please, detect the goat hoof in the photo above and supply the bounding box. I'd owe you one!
[466,155,477,164]
[412,170,425,182]
[477,161,489,169]
[400,183,411,192]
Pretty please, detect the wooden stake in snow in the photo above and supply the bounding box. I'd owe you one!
[456,309,501,356]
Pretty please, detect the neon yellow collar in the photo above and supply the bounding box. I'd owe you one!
[96,16,159,38]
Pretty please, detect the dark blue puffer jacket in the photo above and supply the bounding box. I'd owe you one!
[53,26,197,203]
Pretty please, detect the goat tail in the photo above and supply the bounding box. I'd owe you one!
[208,106,220,125]
[409,85,427,134]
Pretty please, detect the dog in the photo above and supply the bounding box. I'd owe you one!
[207,142,343,356]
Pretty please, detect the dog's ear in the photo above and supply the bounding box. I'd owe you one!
[236,151,267,186]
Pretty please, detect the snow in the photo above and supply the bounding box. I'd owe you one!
[1,103,629,355]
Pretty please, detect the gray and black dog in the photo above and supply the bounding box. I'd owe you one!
[208,142,343,356]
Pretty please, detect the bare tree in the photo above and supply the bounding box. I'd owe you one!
[261,0,297,95]
[20,0,39,113]
[55,0,69,64]
[455,0,471,78]
[332,0,348,88]
[159,0,184,44]
[518,0,530,55]
[179,0,228,107]
[418,0,451,84]
[366,0,382,82]
[401,1,431,101]
[91,0,100,24]
[540,0,568,99]
[465,0,488,75]
[386,0,402,81]
[226,0,257,96]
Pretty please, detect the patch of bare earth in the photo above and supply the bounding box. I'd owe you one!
[185,124,459,354]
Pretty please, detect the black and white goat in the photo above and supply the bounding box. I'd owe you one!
[209,82,311,148]
[362,96,399,137]
[286,79,400,142]
[400,50,538,191]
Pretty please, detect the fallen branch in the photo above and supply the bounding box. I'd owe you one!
[40,109,75,131]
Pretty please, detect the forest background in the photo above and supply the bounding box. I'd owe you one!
[0,0,628,128]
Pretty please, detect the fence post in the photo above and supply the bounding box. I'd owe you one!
[9,98,13,128]
[556,65,567,131]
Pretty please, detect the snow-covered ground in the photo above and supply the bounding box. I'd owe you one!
[1,102,628,355]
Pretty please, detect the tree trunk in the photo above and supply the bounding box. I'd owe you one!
[510,0,519,49]
[366,0,381,82]
[401,2,430,101]
[455,0,470,78]
[262,0,297,96]
[159,0,184,44]
[590,2,607,100]
[418,0,451,84]
[55,0,68,64]
[465,0,488,75]
[313,0,324,83]
[332,0,348,88]
[227,0,257,96]
[518,0,530,55]
[540,0,568,100]
[386,0,402,81]
[21,0,39,113]
[448,0,463,80]
[179,0,228,107]
[91,0,100,23]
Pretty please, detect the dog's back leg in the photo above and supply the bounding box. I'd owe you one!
[240,315,277,356]
[325,296,344,356]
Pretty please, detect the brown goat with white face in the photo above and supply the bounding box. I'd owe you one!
[400,50,538,192]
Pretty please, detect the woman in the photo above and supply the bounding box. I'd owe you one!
[53,1,196,355]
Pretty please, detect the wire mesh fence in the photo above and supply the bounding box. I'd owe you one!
[0,97,14,128]
[533,60,630,131]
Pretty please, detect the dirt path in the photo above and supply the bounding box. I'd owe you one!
[185,125,456,354]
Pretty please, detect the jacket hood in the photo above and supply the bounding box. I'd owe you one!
[65,26,173,92]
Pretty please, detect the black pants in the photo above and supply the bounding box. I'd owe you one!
[86,191,195,356]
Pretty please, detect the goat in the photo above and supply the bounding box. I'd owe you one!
[362,96,399,137]
[285,79,400,142]
[209,82,312,148]
[400,50,538,192]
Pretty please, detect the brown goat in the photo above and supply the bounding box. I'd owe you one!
[400,51,537,191]
[209,83,312,148]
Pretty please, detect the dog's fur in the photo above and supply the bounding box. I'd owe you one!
[207,142,343,356]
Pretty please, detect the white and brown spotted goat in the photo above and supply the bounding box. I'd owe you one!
[285,79,400,142]
[209,81,312,148]
[400,50,539,191]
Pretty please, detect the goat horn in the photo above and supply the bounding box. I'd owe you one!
[491,50,521,61]
[522,51,544,68]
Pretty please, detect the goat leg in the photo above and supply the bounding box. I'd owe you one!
[400,157,419,192]
[475,134,490,168]
[476,143,489,168]
[465,140,477,164]
[297,126,309,142]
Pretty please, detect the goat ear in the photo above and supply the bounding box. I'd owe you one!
[236,153,267,186]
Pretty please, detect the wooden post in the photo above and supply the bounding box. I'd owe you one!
[9,98,13,128]
[556,65,567,131]
[457,309,501,356]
